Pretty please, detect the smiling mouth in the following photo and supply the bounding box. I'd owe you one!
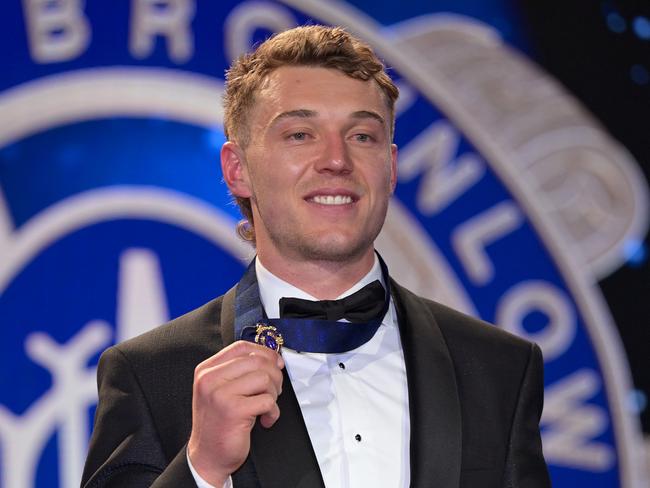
[309,195,354,205]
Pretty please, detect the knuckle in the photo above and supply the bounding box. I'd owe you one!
[258,371,274,388]
[194,372,210,395]
[260,394,275,411]
[248,354,264,368]
[232,340,250,354]
[270,369,282,389]
[259,369,271,381]
[194,380,214,398]
[193,362,205,379]
[273,367,284,383]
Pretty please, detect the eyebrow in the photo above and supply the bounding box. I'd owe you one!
[269,109,317,128]
[269,109,386,128]
[350,110,386,126]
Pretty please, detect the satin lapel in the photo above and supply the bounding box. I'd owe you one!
[391,281,462,488]
[249,368,325,488]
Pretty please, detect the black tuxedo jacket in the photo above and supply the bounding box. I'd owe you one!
[81,280,550,487]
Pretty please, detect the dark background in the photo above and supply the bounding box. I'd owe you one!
[518,0,650,433]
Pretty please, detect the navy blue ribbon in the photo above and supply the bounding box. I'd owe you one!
[236,255,391,353]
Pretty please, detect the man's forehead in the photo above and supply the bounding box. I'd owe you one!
[260,65,380,94]
[254,66,388,114]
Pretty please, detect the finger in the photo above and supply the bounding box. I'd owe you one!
[229,341,281,365]
[217,369,283,399]
[197,340,281,371]
[196,354,283,394]
[211,353,280,381]
[259,402,281,428]
[246,350,284,389]
[238,393,279,424]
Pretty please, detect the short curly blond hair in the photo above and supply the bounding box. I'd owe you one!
[223,25,399,242]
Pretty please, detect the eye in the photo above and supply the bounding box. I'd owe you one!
[354,133,371,143]
[289,132,308,141]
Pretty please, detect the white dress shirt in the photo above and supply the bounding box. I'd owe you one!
[190,256,410,487]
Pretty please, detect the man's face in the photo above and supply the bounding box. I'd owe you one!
[225,65,397,266]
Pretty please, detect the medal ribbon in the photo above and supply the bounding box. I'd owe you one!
[235,254,391,354]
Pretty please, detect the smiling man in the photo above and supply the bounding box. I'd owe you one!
[82,26,550,488]
[222,64,396,295]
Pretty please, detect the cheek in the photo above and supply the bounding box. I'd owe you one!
[368,161,395,190]
[248,164,294,208]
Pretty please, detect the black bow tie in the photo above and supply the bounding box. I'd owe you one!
[279,280,386,323]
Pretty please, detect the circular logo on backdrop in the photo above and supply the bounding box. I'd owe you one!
[0,1,647,487]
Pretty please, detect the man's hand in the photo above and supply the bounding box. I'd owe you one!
[187,341,284,486]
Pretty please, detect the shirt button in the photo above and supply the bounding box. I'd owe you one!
[355,434,362,442]
[338,362,346,370]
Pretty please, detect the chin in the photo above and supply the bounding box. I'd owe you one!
[295,233,374,263]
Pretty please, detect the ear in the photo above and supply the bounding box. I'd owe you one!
[221,141,252,198]
[389,143,398,193]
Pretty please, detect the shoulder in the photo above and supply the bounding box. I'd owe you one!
[101,295,226,375]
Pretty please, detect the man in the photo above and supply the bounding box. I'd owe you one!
[82,25,550,488]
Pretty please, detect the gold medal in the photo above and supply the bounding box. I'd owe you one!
[254,323,283,353]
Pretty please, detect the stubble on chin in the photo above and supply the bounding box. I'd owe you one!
[295,234,375,264]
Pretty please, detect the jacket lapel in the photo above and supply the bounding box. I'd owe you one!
[392,281,462,488]
[220,283,325,488]
[249,370,325,488]
[220,284,236,346]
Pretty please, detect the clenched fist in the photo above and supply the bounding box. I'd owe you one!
[187,340,284,486]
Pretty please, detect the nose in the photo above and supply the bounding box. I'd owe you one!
[314,133,352,174]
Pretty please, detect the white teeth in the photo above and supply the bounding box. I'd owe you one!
[312,195,353,205]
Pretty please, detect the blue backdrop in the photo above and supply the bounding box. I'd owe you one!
[0,1,647,486]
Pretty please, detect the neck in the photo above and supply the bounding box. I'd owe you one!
[256,248,376,299]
